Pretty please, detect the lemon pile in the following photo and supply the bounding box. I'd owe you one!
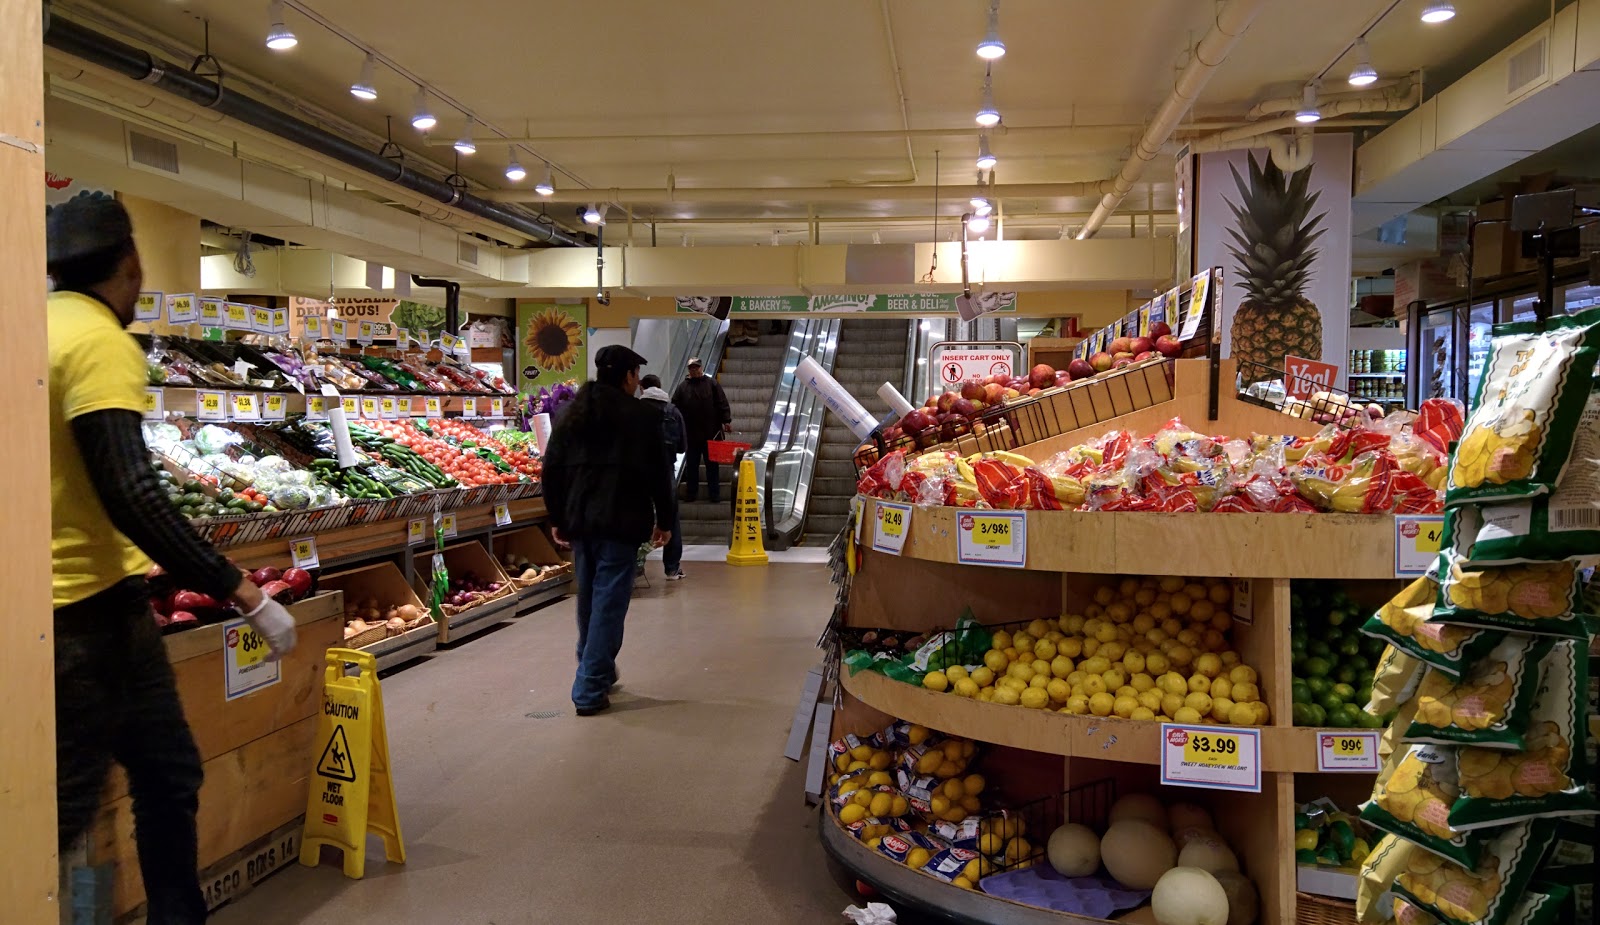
[920,575,1271,726]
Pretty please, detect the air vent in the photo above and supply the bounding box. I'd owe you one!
[457,238,480,266]
[128,130,179,174]
[1507,32,1548,100]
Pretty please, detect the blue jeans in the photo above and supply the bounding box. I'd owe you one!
[664,507,683,574]
[684,440,721,503]
[571,538,637,708]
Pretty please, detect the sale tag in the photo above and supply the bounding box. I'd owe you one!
[341,396,359,416]
[1395,514,1445,577]
[135,291,163,322]
[198,298,224,329]
[441,512,458,538]
[271,308,289,334]
[396,326,411,346]
[290,536,319,569]
[424,396,442,418]
[196,390,227,422]
[166,293,197,324]
[224,302,251,330]
[305,394,330,422]
[408,518,427,545]
[872,501,912,556]
[262,393,288,421]
[230,392,261,422]
[462,397,478,418]
[222,617,281,701]
[1317,731,1380,772]
[490,397,505,418]
[494,502,511,526]
[360,397,380,420]
[1160,723,1261,792]
[251,306,274,333]
[329,318,349,341]
[304,315,323,340]
[142,387,165,421]
[357,321,375,345]
[380,397,398,419]
[956,510,1027,568]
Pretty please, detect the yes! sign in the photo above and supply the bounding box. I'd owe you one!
[1284,355,1340,401]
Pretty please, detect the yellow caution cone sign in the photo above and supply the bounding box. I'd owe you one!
[300,649,405,878]
[726,456,769,566]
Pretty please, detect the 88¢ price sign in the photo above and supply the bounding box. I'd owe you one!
[222,617,281,700]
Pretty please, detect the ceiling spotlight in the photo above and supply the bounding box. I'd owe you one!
[976,72,1001,127]
[976,0,1006,59]
[1347,38,1378,86]
[265,0,297,50]
[350,53,378,100]
[534,163,555,196]
[1420,2,1455,23]
[504,155,527,182]
[1294,83,1322,123]
[976,134,997,170]
[583,203,604,225]
[454,118,477,155]
[967,213,991,234]
[410,87,436,131]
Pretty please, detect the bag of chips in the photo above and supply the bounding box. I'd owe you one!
[1432,549,1590,639]
[1362,744,1487,868]
[1359,833,1419,923]
[1450,640,1597,829]
[1368,644,1428,719]
[1447,308,1600,507]
[1363,574,1506,678]
[1393,819,1557,925]
[1405,635,1552,749]
[1392,887,1569,925]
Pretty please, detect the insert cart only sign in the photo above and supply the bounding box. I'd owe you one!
[931,343,1017,386]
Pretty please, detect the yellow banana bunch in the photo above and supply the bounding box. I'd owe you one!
[964,450,1035,469]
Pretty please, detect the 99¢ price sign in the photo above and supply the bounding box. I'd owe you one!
[872,501,912,556]
[956,510,1027,568]
[1160,724,1261,792]
[1317,730,1379,772]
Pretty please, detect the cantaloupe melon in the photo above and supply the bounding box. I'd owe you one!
[1172,824,1218,851]
[1152,867,1228,925]
[1214,871,1259,925]
[1168,802,1214,832]
[1100,820,1175,889]
[1108,792,1168,830]
[1177,833,1240,875]
[1046,823,1101,877]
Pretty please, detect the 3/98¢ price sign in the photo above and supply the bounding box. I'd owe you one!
[1160,723,1261,792]
[956,510,1026,568]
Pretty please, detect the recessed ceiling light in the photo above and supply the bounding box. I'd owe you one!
[410,87,436,131]
[265,0,297,50]
[454,118,476,155]
[1348,37,1378,86]
[976,134,997,170]
[350,53,378,100]
[976,1,1005,59]
[1421,2,1455,23]
[505,156,527,182]
[534,163,555,196]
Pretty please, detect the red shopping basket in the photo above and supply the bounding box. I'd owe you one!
[707,439,751,464]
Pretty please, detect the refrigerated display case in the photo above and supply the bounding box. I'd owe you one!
[1413,305,1458,403]
[1465,301,1493,402]
[1346,348,1406,404]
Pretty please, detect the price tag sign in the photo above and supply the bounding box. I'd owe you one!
[462,397,478,418]
[490,397,505,418]
[1231,578,1254,626]
[303,315,323,340]
[1317,731,1380,772]
[1160,724,1261,792]
[222,617,280,701]
[224,302,251,331]
[396,397,413,416]
[852,496,866,545]
[360,396,380,420]
[306,394,330,422]
[166,293,197,324]
[956,510,1027,568]
[380,397,398,419]
[441,512,458,538]
[396,326,411,346]
[424,396,442,418]
[329,318,349,341]
[341,396,359,417]
[271,308,289,334]
[229,392,261,422]
[198,298,224,330]
[135,291,163,322]
[872,501,912,556]
[251,306,274,333]
[494,502,511,526]
[408,518,427,545]
[357,321,376,345]
[196,390,227,422]
[290,536,319,569]
[441,332,461,352]
[142,387,165,421]
[262,393,288,421]
[1179,270,1209,340]
[1395,514,1445,577]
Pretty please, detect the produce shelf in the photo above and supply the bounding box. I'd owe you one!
[362,619,441,672]
[516,575,574,614]
[436,590,522,644]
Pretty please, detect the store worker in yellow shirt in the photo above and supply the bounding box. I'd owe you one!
[47,198,296,924]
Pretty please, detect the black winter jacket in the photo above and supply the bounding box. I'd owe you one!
[542,382,675,544]
[671,375,732,443]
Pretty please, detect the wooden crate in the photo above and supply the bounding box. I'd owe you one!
[413,540,518,643]
[319,561,436,665]
[490,524,570,587]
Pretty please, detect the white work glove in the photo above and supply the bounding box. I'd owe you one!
[244,596,297,660]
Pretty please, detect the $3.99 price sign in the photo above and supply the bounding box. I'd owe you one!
[956,510,1026,568]
[1160,724,1261,792]
[872,501,912,556]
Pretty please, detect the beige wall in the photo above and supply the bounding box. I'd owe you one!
[586,289,1136,330]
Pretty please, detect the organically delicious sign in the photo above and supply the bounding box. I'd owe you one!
[674,293,1017,316]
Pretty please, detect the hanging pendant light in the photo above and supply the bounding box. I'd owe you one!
[976,134,997,170]
[976,0,1006,59]
[1294,83,1322,123]
[265,0,297,50]
[534,163,555,196]
[1421,2,1456,23]
[1348,37,1378,86]
[350,53,378,100]
[504,155,527,182]
[976,72,1001,127]
[410,87,437,131]
[583,203,604,225]
[454,118,476,155]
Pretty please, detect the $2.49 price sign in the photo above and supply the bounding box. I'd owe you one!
[1160,723,1261,792]
[956,510,1027,568]
[872,501,912,556]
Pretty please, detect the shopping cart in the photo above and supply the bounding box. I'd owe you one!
[706,437,752,465]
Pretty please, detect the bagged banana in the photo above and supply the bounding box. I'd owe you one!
[1364,574,1506,678]
[1362,743,1487,868]
[1393,819,1556,925]
[1432,550,1591,639]
[1446,307,1600,507]
[1450,640,1597,830]
[1405,635,1553,749]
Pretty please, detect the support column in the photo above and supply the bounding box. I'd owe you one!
[0,2,60,923]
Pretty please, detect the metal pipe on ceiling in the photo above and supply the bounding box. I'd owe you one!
[1077,0,1271,239]
[41,15,587,249]
[419,121,1260,148]
[1246,75,1420,120]
[485,180,1115,205]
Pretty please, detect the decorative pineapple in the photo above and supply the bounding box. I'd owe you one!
[1224,152,1328,371]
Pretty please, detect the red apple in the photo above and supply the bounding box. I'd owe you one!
[983,383,1006,405]
[1134,351,1156,362]
[1089,352,1114,373]
[901,409,932,433]
[1028,364,1056,389]
[924,394,939,408]
[1114,357,1134,369]
[951,397,979,417]
[1109,336,1134,355]
[1068,358,1095,380]
[937,392,958,414]
[1130,336,1154,355]
[1114,352,1135,363]
[987,373,1010,386]
[282,567,314,599]
[961,380,987,402]
[1155,334,1183,358]
[1149,321,1172,339]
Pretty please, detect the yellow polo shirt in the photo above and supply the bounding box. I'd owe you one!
[49,291,152,607]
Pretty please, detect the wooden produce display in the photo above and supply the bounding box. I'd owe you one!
[490,524,575,613]
[414,539,523,643]
[86,592,344,920]
[321,562,439,671]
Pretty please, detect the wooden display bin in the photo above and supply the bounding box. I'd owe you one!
[84,592,344,921]
[490,525,574,611]
[320,561,438,671]
[413,540,520,644]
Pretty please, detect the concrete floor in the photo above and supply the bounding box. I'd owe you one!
[211,559,860,925]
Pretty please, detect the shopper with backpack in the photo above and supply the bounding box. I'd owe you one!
[640,374,688,581]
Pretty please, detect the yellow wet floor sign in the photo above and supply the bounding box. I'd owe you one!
[300,649,405,878]
[726,456,769,566]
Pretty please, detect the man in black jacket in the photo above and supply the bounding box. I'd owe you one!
[639,374,689,581]
[671,357,732,503]
[542,345,675,715]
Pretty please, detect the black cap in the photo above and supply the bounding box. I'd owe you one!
[47,197,134,266]
[595,344,647,372]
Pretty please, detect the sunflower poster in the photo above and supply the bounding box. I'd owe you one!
[516,301,586,393]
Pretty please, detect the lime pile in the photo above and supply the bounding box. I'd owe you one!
[1288,582,1388,728]
[1293,804,1371,869]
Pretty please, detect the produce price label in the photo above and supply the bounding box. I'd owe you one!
[1317,731,1380,772]
[262,393,288,421]
[441,513,458,538]
[360,397,380,420]
[424,397,442,418]
[380,397,398,419]
[142,387,165,422]
[222,617,280,701]
[441,332,461,352]
[198,298,224,329]
[224,302,251,330]
[494,503,511,526]
[135,291,163,322]
[290,536,320,569]
[303,315,323,340]
[408,518,427,545]
[305,395,330,422]
[229,392,261,422]
[872,501,912,556]
[357,321,375,345]
[490,397,505,418]
[462,397,478,418]
[166,293,197,324]
[956,510,1027,568]
[1160,723,1261,792]
[1179,270,1209,340]
[251,307,274,333]
[196,390,228,422]
[329,319,348,341]
[341,396,359,416]
[1395,514,1445,577]
[271,308,289,334]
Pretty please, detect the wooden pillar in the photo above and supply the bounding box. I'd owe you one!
[120,194,201,337]
[0,2,60,923]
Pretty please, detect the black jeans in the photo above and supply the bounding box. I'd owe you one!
[683,439,721,503]
[56,578,207,924]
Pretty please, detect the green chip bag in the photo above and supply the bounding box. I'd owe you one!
[1450,640,1597,830]
[1362,743,1488,869]
[1368,644,1428,719]
[1405,634,1552,749]
[1363,574,1506,678]
[1393,819,1556,925]
[1446,307,1600,508]
[1392,887,1568,925]
[1431,547,1591,639]
[1359,834,1419,924]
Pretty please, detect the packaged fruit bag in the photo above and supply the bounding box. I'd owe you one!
[1361,744,1487,868]
[1432,552,1590,639]
[1405,635,1552,749]
[1449,640,1596,830]
[1393,819,1557,925]
[1446,308,1600,507]
[1363,574,1505,678]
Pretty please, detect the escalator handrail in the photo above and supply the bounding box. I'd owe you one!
[733,317,829,539]
[763,318,845,547]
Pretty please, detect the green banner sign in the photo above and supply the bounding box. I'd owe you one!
[674,292,1017,316]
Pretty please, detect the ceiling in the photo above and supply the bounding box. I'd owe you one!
[56,0,1558,246]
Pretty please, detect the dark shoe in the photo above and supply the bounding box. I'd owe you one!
[575,696,611,716]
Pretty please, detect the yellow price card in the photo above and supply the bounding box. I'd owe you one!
[197,390,227,421]
[1161,724,1260,791]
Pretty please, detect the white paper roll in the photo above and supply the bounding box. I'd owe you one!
[532,412,553,454]
[876,382,915,418]
[322,384,361,469]
[797,356,876,441]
